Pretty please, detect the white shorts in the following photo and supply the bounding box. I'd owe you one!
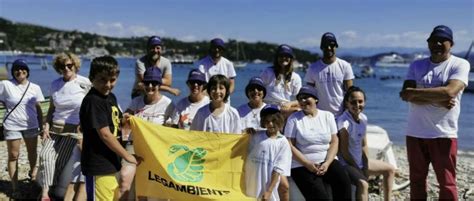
[4,128,39,140]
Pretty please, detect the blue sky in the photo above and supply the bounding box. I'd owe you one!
[1,0,473,52]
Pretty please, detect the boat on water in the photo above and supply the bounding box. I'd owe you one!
[233,42,247,68]
[375,53,410,68]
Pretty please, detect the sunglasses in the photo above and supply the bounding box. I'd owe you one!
[60,63,74,70]
[297,94,313,101]
[188,80,206,86]
[143,81,160,86]
[427,37,450,44]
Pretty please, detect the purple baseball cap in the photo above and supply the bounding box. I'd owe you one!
[187,69,207,83]
[260,105,280,119]
[320,32,339,48]
[11,59,30,78]
[210,38,225,49]
[276,44,295,58]
[143,67,162,84]
[427,25,453,43]
[245,76,266,98]
[297,86,318,100]
[147,36,162,47]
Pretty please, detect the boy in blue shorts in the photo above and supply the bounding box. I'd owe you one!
[80,56,138,200]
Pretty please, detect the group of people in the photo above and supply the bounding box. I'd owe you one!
[0,24,469,200]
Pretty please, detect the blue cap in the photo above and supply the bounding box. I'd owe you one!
[321,32,339,48]
[260,105,280,119]
[11,59,30,78]
[187,69,207,83]
[147,36,162,47]
[297,86,318,100]
[245,76,266,98]
[143,67,162,84]
[276,44,294,58]
[210,38,225,49]
[428,25,453,43]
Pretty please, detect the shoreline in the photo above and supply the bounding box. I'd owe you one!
[0,141,473,199]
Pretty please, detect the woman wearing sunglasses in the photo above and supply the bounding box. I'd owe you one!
[0,59,45,198]
[38,52,91,200]
[284,86,351,200]
[120,67,177,199]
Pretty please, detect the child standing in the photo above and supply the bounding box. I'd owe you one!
[80,56,138,200]
[190,74,241,134]
[245,106,292,201]
[337,86,395,201]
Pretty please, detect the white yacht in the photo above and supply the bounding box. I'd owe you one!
[375,53,409,68]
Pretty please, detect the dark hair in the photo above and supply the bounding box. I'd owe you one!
[11,60,30,79]
[88,56,120,81]
[272,51,294,91]
[260,111,285,130]
[207,74,230,102]
[342,86,366,110]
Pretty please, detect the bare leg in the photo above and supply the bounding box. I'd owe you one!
[119,164,136,200]
[7,139,21,192]
[64,182,86,201]
[356,179,369,201]
[368,159,395,201]
[278,176,289,201]
[24,136,38,180]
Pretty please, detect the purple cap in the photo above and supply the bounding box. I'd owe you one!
[210,38,225,49]
[147,36,162,47]
[260,105,280,119]
[245,76,266,98]
[276,44,295,58]
[11,59,30,78]
[320,32,339,48]
[187,69,207,83]
[297,86,318,100]
[143,67,162,84]
[428,25,453,43]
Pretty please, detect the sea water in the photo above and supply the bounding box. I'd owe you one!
[5,56,474,151]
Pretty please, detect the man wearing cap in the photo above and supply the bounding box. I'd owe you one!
[194,38,237,95]
[172,69,210,130]
[131,36,180,98]
[400,25,469,200]
[304,32,354,115]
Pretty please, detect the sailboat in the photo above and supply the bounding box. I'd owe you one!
[233,42,247,68]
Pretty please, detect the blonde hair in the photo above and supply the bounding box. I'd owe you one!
[53,52,81,74]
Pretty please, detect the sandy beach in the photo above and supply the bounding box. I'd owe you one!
[0,140,473,200]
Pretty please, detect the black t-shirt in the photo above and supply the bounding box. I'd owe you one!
[80,88,123,176]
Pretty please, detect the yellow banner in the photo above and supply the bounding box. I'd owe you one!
[130,116,255,200]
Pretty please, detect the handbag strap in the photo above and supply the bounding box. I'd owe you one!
[3,81,31,122]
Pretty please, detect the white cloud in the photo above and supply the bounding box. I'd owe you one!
[90,22,165,37]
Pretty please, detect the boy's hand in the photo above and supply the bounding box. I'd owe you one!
[133,154,144,166]
[262,191,272,201]
[243,128,256,135]
[125,154,138,165]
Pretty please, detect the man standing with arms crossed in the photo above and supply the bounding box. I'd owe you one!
[400,25,470,200]
[131,36,180,98]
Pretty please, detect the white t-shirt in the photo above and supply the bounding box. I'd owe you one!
[127,95,177,126]
[50,75,91,124]
[132,56,172,94]
[284,110,337,168]
[260,67,302,105]
[237,103,266,131]
[336,110,367,169]
[245,131,292,201]
[173,96,210,130]
[190,103,242,134]
[304,58,354,115]
[195,56,236,81]
[405,55,470,138]
[0,80,45,130]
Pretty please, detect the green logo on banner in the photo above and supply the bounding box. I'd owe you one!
[167,145,207,182]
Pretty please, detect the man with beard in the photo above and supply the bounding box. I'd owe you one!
[303,32,354,116]
[131,36,180,98]
[400,25,469,200]
[194,38,236,98]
